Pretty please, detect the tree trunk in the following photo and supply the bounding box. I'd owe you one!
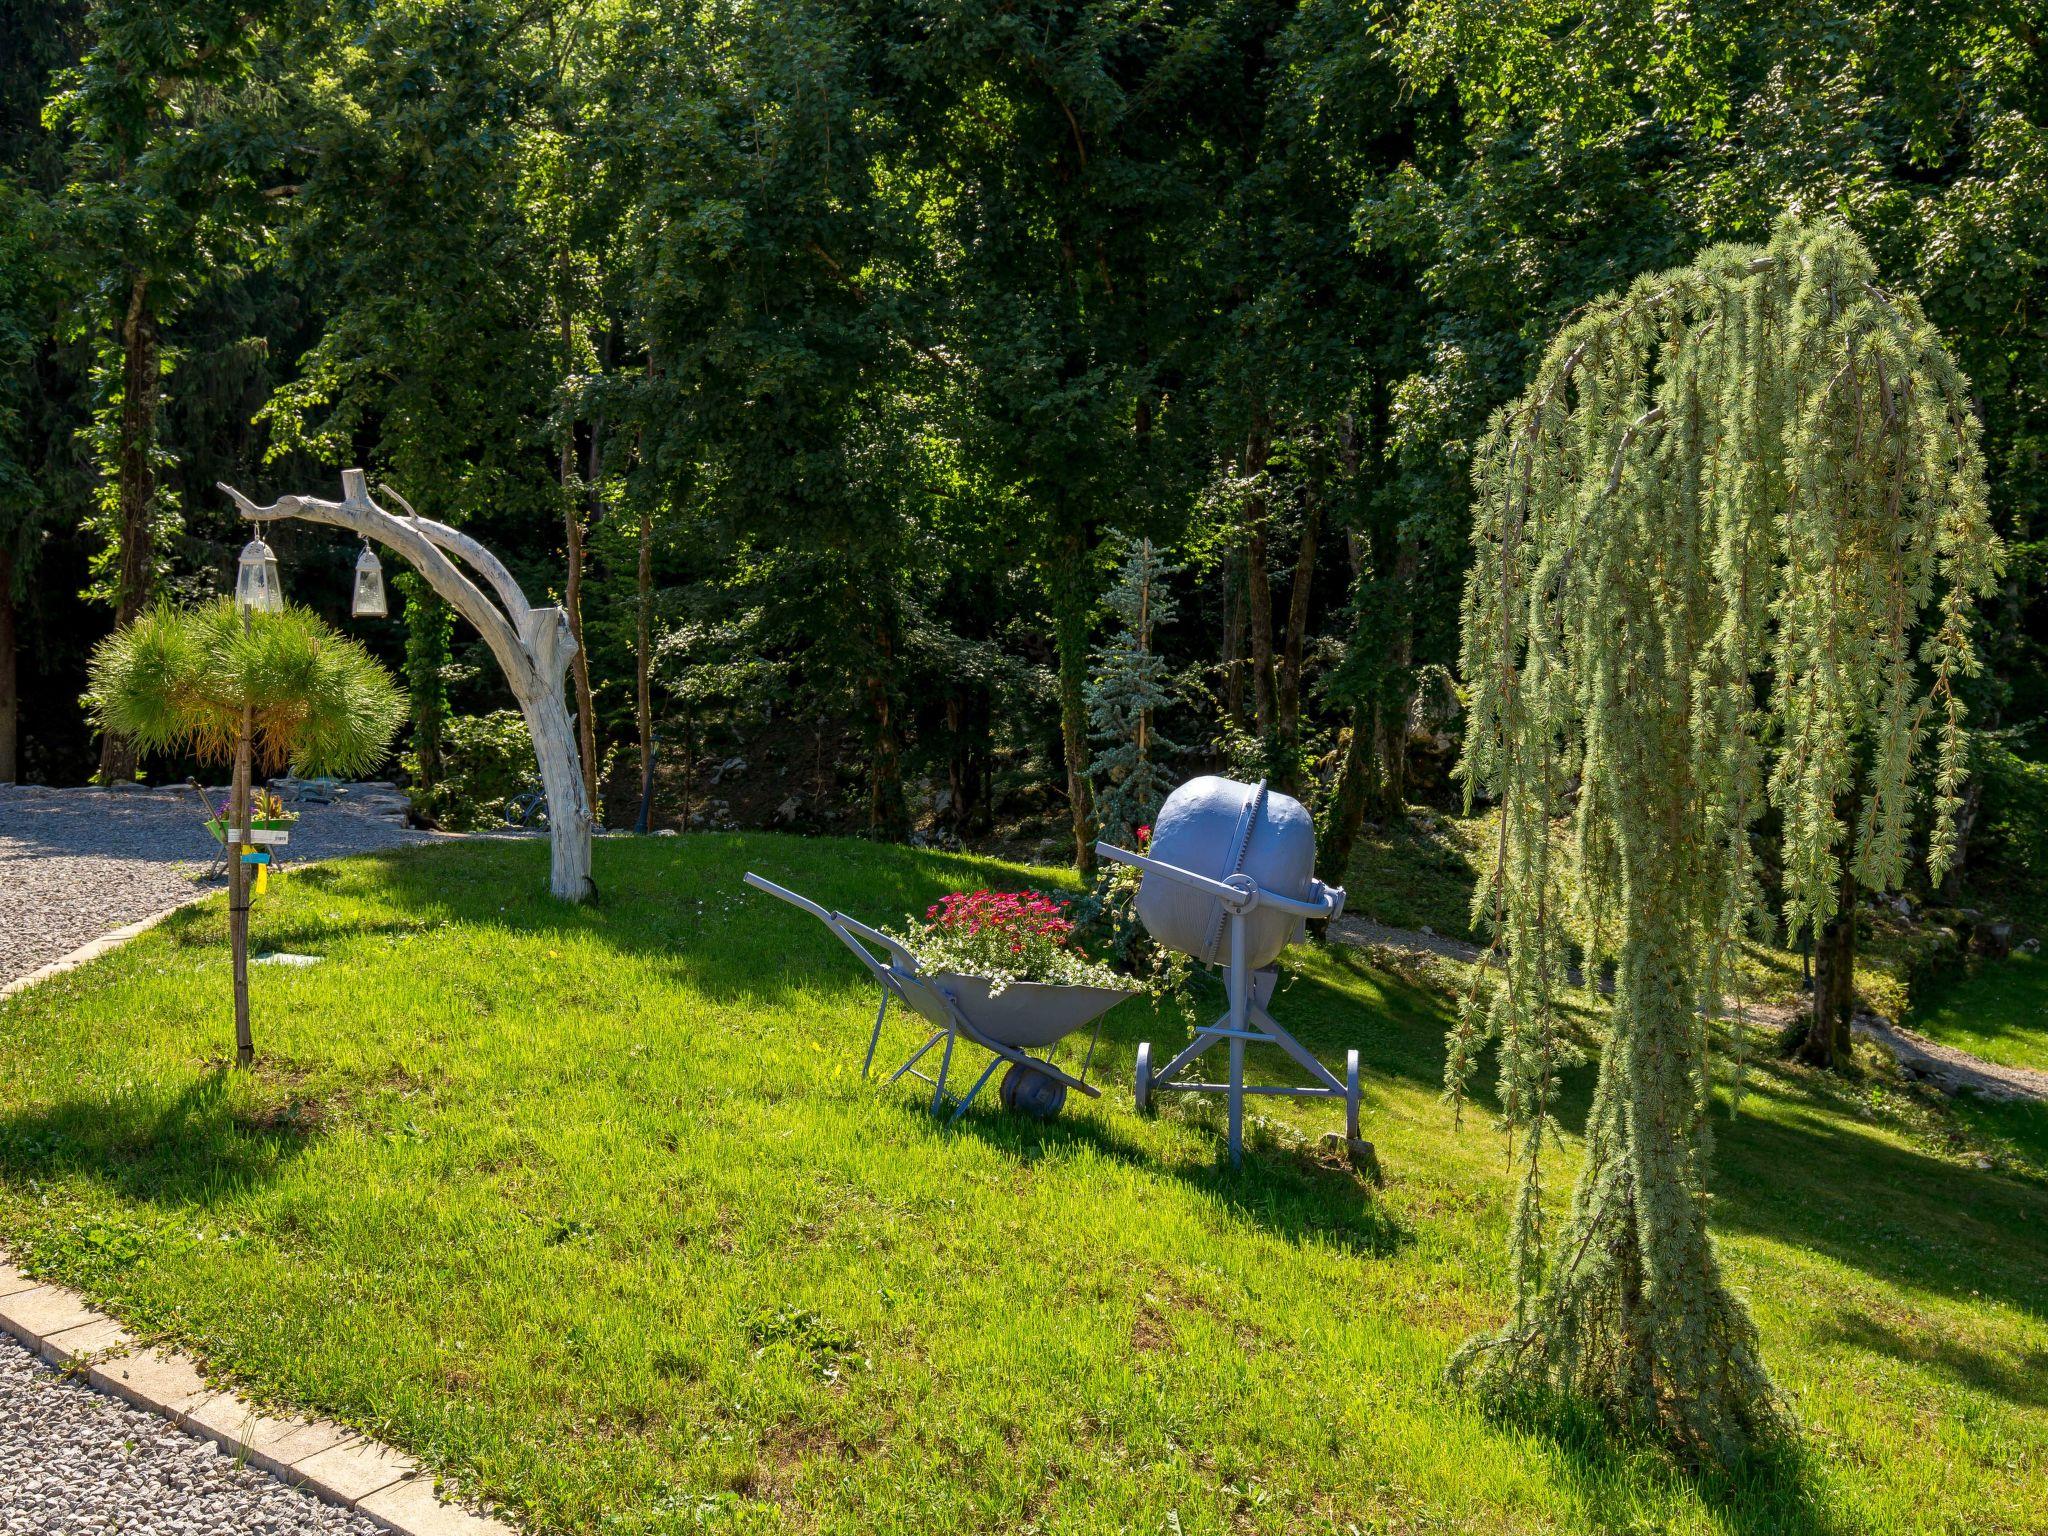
[98,272,157,784]
[944,686,991,838]
[1051,528,1096,873]
[1274,494,1321,789]
[0,545,16,783]
[1317,707,1377,886]
[229,697,254,1068]
[634,499,654,833]
[1368,533,1419,819]
[1221,554,1247,728]
[560,421,599,817]
[864,594,909,838]
[1456,797,1778,1456]
[519,673,594,901]
[1242,427,1276,745]
[1798,789,1863,1070]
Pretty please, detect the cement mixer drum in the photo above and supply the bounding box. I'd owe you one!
[1135,776,1318,969]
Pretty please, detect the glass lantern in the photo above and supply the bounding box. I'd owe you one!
[235,535,284,614]
[351,542,388,618]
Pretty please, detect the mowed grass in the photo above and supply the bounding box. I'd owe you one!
[0,835,2043,1536]
[1909,951,2048,1073]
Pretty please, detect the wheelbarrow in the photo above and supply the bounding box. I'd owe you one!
[743,872,1135,1121]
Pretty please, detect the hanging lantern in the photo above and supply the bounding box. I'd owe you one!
[235,535,284,614]
[351,541,387,618]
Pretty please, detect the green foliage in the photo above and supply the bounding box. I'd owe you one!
[402,709,538,833]
[85,599,405,776]
[1973,738,2048,901]
[395,570,454,790]
[1451,218,2003,1463]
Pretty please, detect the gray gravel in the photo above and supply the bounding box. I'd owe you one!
[0,1334,384,1536]
[0,782,438,986]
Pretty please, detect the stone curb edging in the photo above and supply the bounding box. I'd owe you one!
[0,1253,514,1536]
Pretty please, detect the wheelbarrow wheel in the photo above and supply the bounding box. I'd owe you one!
[1134,1042,1153,1114]
[1000,1062,1068,1120]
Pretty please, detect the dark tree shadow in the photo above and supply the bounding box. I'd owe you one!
[186,836,2048,1315]
[1517,1395,1847,1536]
[0,1068,323,1207]
[1814,1309,2048,1411]
[928,1091,1412,1260]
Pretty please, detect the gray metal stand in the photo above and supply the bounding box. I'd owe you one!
[1131,909,1362,1165]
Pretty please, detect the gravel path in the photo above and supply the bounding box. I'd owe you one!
[0,1334,384,1536]
[0,782,437,987]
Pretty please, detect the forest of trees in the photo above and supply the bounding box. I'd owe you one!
[3,0,2043,877]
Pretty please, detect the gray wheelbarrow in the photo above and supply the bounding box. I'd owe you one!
[743,872,1134,1121]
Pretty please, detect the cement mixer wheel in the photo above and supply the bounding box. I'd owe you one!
[1134,1042,1154,1114]
[1000,1062,1068,1120]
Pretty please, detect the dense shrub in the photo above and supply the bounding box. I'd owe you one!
[405,710,538,831]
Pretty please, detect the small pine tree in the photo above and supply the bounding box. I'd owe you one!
[1086,537,1181,844]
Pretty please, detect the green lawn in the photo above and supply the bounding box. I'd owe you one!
[1,835,2044,1535]
[1908,951,2048,1073]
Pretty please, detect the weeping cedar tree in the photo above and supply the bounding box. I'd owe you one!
[1086,537,1182,846]
[1447,218,2002,1463]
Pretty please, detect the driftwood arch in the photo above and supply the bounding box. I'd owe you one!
[220,468,595,900]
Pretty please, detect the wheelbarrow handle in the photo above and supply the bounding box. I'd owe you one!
[743,871,831,922]
[742,872,924,975]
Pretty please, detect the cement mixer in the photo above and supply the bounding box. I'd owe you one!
[1097,775,1371,1168]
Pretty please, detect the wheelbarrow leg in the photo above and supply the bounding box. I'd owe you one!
[863,990,890,1078]
[930,1025,958,1117]
[888,1028,948,1085]
[950,1056,1004,1123]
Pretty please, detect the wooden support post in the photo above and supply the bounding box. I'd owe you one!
[229,694,254,1068]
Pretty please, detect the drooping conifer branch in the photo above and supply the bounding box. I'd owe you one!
[1448,218,2002,1463]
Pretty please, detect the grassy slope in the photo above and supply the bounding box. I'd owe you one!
[0,835,2040,1536]
[1908,952,2048,1073]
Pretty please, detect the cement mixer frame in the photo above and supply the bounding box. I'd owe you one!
[1096,838,1369,1169]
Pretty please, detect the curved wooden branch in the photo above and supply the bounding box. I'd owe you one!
[218,469,594,900]
[218,475,538,695]
[375,483,535,624]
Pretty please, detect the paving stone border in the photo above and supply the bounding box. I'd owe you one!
[0,1253,513,1536]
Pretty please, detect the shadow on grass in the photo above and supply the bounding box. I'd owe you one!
[1522,1396,1845,1536]
[1816,1309,2048,1411]
[232,835,2048,1313]
[0,1067,321,1207]
[1712,1079,2048,1317]
[931,1091,1413,1260]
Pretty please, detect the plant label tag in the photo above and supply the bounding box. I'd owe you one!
[245,828,290,846]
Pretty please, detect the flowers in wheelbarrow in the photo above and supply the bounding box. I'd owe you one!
[893,887,1129,996]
